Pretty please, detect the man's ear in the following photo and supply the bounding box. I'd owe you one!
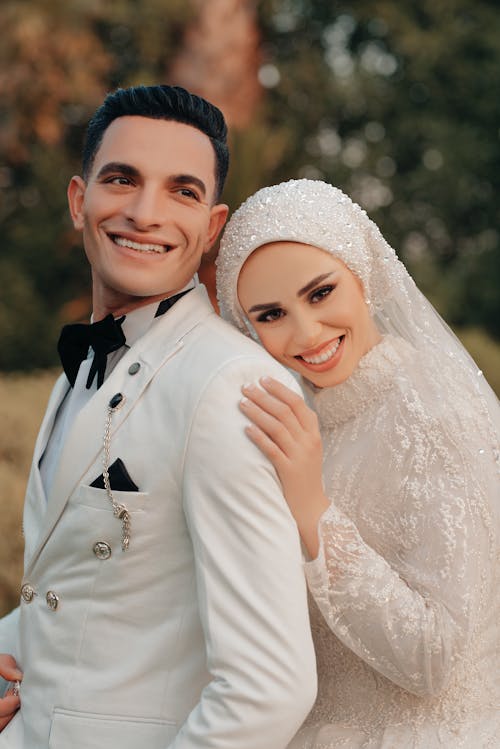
[67,176,86,231]
[204,203,229,254]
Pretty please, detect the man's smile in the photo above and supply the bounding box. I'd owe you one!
[109,233,173,254]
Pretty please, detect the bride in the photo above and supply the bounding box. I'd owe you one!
[215,179,499,748]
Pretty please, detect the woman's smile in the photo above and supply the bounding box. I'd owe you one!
[237,241,380,388]
[295,335,345,370]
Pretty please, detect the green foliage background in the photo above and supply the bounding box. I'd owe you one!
[0,0,499,388]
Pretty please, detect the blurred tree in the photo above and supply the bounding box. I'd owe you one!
[256,0,500,333]
[0,0,499,370]
[0,0,194,370]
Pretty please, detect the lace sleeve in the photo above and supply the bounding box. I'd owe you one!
[304,442,496,698]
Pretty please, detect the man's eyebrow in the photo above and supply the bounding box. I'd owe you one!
[297,272,335,297]
[95,162,140,180]
[93,166,207,199]
[171,174,207,197]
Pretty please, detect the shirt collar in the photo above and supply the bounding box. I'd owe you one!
[90,277,197,351]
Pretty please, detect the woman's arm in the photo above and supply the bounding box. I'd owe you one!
[240,376,495,697]
[240,377,329,556]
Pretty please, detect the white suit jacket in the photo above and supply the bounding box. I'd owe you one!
[0,286,316,748]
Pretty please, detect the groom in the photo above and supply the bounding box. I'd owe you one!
[0,85,316,747]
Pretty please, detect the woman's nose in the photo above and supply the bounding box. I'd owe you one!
[293,315,322,348]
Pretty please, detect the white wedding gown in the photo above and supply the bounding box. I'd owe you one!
[214,177,500,749]
[289,336,499,748]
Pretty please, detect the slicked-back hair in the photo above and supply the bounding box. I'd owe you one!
[82,85,229,201]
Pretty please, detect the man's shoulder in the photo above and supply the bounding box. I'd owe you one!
[188,314,301,394]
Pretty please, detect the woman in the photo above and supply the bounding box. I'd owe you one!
[215,179,499,748]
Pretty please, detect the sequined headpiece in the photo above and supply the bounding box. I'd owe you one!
[216,179,407,336]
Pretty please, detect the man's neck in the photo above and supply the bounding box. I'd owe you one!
[92,279,197,321]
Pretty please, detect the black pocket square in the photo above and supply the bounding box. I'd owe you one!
[90,458,139,492]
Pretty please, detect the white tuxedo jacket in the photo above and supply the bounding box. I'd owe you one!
[0,286,316,748]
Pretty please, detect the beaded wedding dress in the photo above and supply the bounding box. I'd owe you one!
[216,179,500,748]
[290,334,499,748]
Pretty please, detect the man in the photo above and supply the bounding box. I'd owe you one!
[0,85,316,748]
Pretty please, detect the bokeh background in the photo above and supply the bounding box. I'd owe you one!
[1,0,499,614]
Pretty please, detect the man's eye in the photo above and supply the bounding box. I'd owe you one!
[310,285,334,303]
[178,188,199,200]
[104,176,132,186]
[256,308,285,323]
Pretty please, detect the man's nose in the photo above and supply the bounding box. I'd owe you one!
[125,186,165,229]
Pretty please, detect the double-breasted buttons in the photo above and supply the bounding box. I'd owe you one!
[93,541,112,560]
[21,583,36,603]
[46,591,59,611]
[128,362,141,375]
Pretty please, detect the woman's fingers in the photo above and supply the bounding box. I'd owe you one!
[244,424,290,472]
[240,396,297,458]
[245,376,320,434]
[241,381,303,439]
[259,377,319,432]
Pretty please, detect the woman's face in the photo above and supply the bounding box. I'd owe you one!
[237,241,381,388]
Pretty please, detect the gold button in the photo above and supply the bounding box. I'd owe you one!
[21,583,36,603]
[46,591,59,611]
[93,541,112,560]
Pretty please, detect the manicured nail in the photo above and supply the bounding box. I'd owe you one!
[260,376,272,386]
[242,382,257,392]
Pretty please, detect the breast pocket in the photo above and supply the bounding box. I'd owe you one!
[63,485,149,558]
[75,485,149,513]
[49,708,177,749]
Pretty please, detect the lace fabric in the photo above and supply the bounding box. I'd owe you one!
[299,336,499,747]
[215,179,500,748]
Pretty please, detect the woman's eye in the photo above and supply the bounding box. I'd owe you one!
[256,308,285,323]
[310,285,334,303]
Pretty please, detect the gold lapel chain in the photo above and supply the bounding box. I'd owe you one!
[103,393,131,551]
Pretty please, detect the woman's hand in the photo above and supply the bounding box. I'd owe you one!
[0,654,22,731]
[240,377,329,558]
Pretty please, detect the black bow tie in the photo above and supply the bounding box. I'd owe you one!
[58,314,126,390]
[58,289,192,390]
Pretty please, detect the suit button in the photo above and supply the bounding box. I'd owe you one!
[109,393,124,409]
[93,541,112,560]
[21,583,36,603]
[128,362,141,375]
[46,591,59,611]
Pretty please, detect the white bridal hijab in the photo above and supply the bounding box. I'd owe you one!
[216,178,500,446]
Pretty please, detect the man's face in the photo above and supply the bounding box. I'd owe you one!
[68,116,228,317]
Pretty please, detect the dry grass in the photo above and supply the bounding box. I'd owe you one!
[0,370,58,616]
[0,327,498,619]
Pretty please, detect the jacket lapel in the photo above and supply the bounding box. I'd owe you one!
[23,373,70,553]
[24,286,215,573]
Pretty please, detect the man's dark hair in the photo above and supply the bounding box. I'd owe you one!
[82,85,229,201]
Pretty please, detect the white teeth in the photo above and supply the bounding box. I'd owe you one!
[301,338,341,365]
[113,236,167,253]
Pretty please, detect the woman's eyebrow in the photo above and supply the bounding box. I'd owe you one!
[297,272,335,297]
[248,301,281,313]
[247,272,336,314]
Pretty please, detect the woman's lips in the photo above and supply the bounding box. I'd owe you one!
[295,335,345,371]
